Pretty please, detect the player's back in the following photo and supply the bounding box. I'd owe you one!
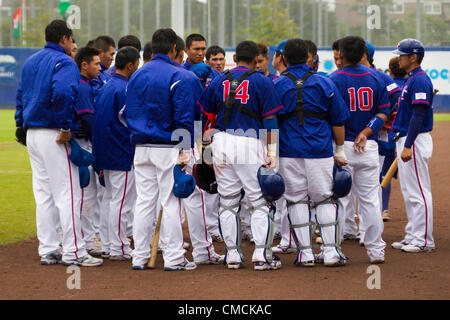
[330,64,389,141]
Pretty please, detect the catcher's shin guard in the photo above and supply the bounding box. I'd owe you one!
[251,198,276,263]
[314,197,347,261]
[286,199,315,263]
[219,191,245,263]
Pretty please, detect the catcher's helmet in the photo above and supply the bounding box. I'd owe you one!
[193,162,218,194]
[333,163,352,199]
[257,166,285,203]
[392,39,425,58]
[173,165,196,199]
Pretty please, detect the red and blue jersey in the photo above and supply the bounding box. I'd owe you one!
[392,76,406,90]
[274,64,349,159]
[75,75,95,116]
[392,67,433,133]
[199,66,283,137]
[373,69,402,112]
[183,59,221,88]
[92,73,135,171]
[330,64,390,142]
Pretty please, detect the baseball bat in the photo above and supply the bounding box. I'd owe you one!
[381,158,398,189]
[147,208,163,269]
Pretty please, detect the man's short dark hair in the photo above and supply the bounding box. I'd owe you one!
[364,45,374,66]
[45,20,73,43]
[185,33,206,49]
[304,40,317,56]
[339,36,365,65]
[75,46,99,70]
[115,46,140,69]
[283,39,308,66]
[152,28,177,54]
[93,35,116,52]
[86,39,95,47]
[143,41,153,61]
[118,35,142,51]
[175,36,185,60]
[389,57,406,77]
[257,42,269,57]
[206,45,225,60]
[332,39,341,51]
[235,41,260,63]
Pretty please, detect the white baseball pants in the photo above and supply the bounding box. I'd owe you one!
[27,129,87,261]
[339,141,386,261]
[213,132,272,263]
[396,133,434,248]
[204,192,221,237]
[279,156,343,264]
[181,147,218,262]
[102,169,136,256]
[132,146,185,267]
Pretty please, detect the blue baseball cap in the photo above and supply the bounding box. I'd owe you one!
[365,41,375,60]
[392,38,425,58]
[275,40,287,54]
[173,164,196,199]
[68,138,95,167]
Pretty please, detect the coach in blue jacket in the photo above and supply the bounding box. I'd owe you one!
[124,28,196,271]
[15,20,102,267]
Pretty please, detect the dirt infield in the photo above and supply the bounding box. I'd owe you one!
[1,122,449,301]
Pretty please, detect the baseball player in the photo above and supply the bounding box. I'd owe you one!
[199,40,283,270]
[73,46,102,253]
[183,34,221,83]
[15,20,102,267]
[124,28,196,271]
[329,36,389,264]
[256,42,277,80]
[106,35,142,75]
[143,41,153,64]
[89,35,115,97]
[391,39,435,253]
[70,39,78,60]
[206,45,226,73]
[274,38,350,267]
[379,57,407,222]
[171,36,224,264]
[91,47,140,261]
[272,40,287,75]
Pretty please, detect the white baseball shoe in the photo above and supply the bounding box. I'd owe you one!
[109,254,132,261]
[272,244,296,254]
[401,244,434,253]
[324,258,347,267]
[164,259,197,271]
[40,252,62,265]
[62,254,103,267]
[254,256,282,271]
[391,240,410,250]
[197,253,225,265]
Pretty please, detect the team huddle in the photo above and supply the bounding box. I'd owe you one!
[15,19,435,271]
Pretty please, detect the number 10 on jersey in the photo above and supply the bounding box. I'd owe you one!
[348,87,373,111]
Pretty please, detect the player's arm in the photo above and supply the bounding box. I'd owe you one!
[52,59,80,143]
[75,83,95,141]
[400,104,429,162]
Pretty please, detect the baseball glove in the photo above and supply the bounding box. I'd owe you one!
[15,127,27,146]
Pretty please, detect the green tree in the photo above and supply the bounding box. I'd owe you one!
[248,0,299,45]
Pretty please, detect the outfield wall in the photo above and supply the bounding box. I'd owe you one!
[1,47,449,112]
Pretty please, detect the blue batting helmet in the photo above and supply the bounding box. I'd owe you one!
[173,165,196,199]
[68,138,95,167]
[275,40,287,55]
[392,39,425,58]
[257,166,285,203]
[365,41,375,60]
[333,163,352,199]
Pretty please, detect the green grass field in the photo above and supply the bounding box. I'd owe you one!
[0,109,449,246]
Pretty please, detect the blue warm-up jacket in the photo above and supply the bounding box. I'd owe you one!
[15,42,80,131]
[124,54,195,147]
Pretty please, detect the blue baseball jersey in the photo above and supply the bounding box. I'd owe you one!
[73,75,95,139]
[90,64,112,98]
[199,66,283,137]
[124,54,195,146]
[92,73,134,171]
[392,76,406,90]
[392,67,433,133]
[373,69,401,112]
[15,42,79,131]
[274,64,350,158]
[330,64,390,142]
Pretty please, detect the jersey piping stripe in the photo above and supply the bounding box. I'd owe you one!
[377,103,390,109]
[80,189,84,239]
[179,199,187,261]
[389,88,401,95]
[261,105,284,118]
[80,80,89,84]
[412,144,428,248]
[337,71,371,77]
[405,71,427,86]
[65,144,79,259]
[76,109,94,114]
[118,171,128,255]
[412,100,430,105]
